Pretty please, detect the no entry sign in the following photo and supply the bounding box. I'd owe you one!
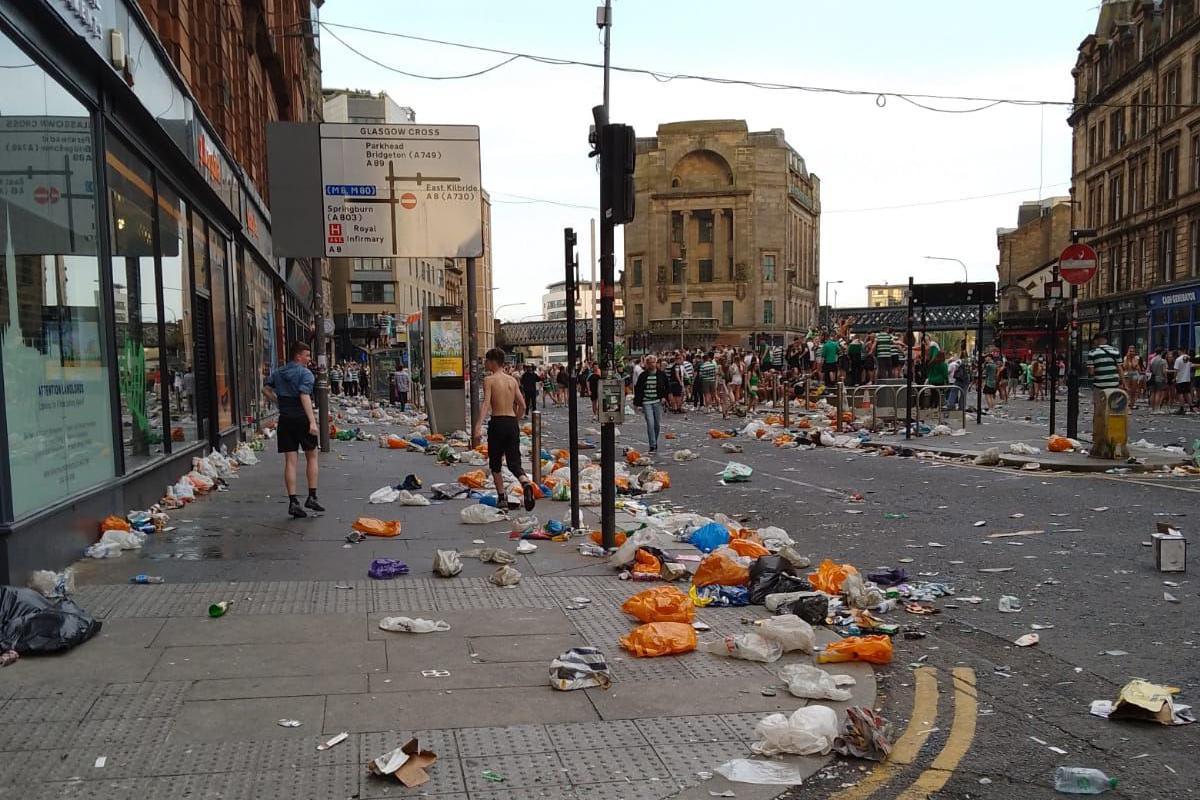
[1059,243,1098,285]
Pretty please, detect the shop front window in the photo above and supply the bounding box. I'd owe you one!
[157,183,200,448]
[106,134,164,468]
[0,31,114,517]
[209,228,234,431]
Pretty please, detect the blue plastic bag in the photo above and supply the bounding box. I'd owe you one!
[409,436,429,449]
[689,522,730,553]
[546,519,567,534]
[479,494,502,508]
[694,584,749,607]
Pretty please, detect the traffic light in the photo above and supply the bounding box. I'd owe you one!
[600,123,636,225]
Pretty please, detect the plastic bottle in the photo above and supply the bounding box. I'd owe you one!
[998,595,1023,613]
[873,599,898,614]
[208,601,231,618]
[1054,767,1117,794]
[699,633,783,663]
[130,574,164,584]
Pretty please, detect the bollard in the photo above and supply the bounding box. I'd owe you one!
[836,381,846,433]
[531,410,542,485]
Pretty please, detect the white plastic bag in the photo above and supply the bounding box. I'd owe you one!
[778,663,854,701]
[842,574,885,609]
[515,540,537,554]
[608,529,678,568]
[973,447,1001,466]
[172,479,196,501]
[99,529,147,550]
[1009,441,1040,454]
[489,565,522,587]
[461,505,507,524]
[27,568,75,598]
[378,616,451,633]
[398,490,430,506]
[751,705,839,756]
[715,758,808,786]
[699,633,783,663]
[673,448,698,462]
[432,550,462,577]
[84,542,123,559]
[756,615,815,654]
[369,486,400,504]
[757,526,794,550]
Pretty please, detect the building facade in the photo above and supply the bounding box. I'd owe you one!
[620,120,821,350]
[542,279,624,363]
[1071,0,1200,354]
[0,0,322,582]
[994,197,1074,356]
[866,284,906,307]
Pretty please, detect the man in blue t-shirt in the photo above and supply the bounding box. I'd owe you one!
[265,341,322,518]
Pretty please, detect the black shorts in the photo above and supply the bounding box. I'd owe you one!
[877,356,893,372]
[277,414,317,453]
[1178,381,1192,393]
[669,382,683,397]
[983,386,996,396]
[487,416,524,477]
[823,365,838,384]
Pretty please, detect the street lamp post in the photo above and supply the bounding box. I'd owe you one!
[924,255,971,354]
[824,280,843,329]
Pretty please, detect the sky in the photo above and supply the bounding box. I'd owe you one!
[317,0,1102,317]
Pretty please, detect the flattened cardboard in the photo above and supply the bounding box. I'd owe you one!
[367,737,438,787]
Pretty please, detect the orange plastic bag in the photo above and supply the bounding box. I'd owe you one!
[621,586,694,623]
[1047,435,1071,452]
[352,517,402,537]
[808,559,859,594]
[798,419,812,429]
[707,429,734,439]
[755,428,768,438]
[553,449,570,461]
[428,433,446,443]
[615,475,631,491]
[727,539,771,559]
[521,424,532,435]
[458,470,488,489]
[100,515,130,533]
[387,438,410,450]
[590,530,628,547]
[474,444,489,457]
[619,621,697,657]
[647,471,671,489]
[765,414,784,425]
[692,550,750,587]
[632,549,662,579]
[625,449,642,465]
[841,411,855,423]
[773,434,795,446]
[816,634,893,665]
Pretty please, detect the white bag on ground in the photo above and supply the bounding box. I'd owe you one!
[369,486,400,504]
[715,758,808,786]
[461,505,507,524]
[756,615,815,653]
[699,633,783,663]
[398,490,430,506]
[489,565,522,587]
[432,550,462,577]
[608,529,679,568]
[751,705,840,756]
[378,616,451,633]
[974,446,1001,466]
[673,448,698,462]
[778,663,854,701]
[99,529,147,550]
[757,526,794,550]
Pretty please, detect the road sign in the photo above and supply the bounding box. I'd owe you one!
[1059,243,1098,285]
[318,124,482,258]
[323,318,335,336]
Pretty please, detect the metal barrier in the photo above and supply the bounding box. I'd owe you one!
[531,410,542,484]
[913,386,967,433]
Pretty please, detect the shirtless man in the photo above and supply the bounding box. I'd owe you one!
[473,348,536,511]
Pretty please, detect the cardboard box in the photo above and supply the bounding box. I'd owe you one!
[1153,524,1188,573]
[367,738,438,787]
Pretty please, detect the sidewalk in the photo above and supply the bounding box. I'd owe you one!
[0,418,877,800]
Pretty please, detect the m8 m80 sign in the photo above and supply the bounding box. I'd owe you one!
[319,124,482,259]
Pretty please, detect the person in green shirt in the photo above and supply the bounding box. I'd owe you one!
[926,349,948,415]
[821,337,840,386]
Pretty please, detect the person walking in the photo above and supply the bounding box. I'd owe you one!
[1174,351,1193,414]
[1149,349,1168,412]
[343,362,358,397]
[473,349,536,511]
[668,353,686,413]
[394,365,412,411]
[264,341,323,518]
[633,354,668,452]
[519,363,539,418]
[329,362,342,396]
[1121,346,1144,409]
[821,335,839,387]
[699,352,719,410]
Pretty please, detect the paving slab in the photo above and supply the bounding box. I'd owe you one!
[152,613,367,647]
[0,645,164,688]
[586,676,804,720]
[323,686,600,732]
[186,672,368,701]
[367,661,551,692]
[466,632,586,663]
[366,607,576,639]
[171,695,328,742]
[147,640,386,681]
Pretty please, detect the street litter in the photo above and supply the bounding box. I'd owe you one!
[463,548,515,564]
[779,663,854,700]
[1054,766,1117,794]
[368,559,410,580]
[277,719,303,727]
[1014,633,1040,647]
[433,550,462,577]
[397,490,430,506]
[1090,679,1195,725]
[622,586,694,623]
[318,732,349,751]
[549,646,612,690]
[0,586,102,655]
[208,601,231,617]
[989,530,1045,538]
[700,632,783,662]
[367,738,438,787]
[973,521,987,527]
[751,704,840,755]
[998,595,1022,613]
[378,617,450,633]
[461,505,507,524]
[353,517,401,537]
[715,758,808,785]
[1165,592,1180,603]
[817,635,893,664]
[755,614,816,653]
[974,447,1001,465]
[834,706,893,761]
[719,462,753,483]
[489,565,522,587]
[27,569,75,599]
[1010,442,1040,455]
[515,541,537,554]
[674,449,699,462]
[369,485,400,504]
[620,621,697,657]
[979,567,1014,573]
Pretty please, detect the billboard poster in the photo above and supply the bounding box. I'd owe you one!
[429,319,463,378]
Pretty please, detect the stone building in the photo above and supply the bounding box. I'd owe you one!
[1070,0,1200,353]
[866,284,906,307]
[994,197,1073,356]
[620,120,820,349]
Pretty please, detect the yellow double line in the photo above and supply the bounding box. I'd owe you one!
[829,667,978,800]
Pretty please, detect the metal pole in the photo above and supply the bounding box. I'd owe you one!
[531,410,542,485]
[590,218,598,360]
[1066,231,1082,438]
[466,256,481,447]
[598,0,617,549]
[312,258,330,452]
[976,301,983,426]
[565,229,581,530]
[905,277,914,440]
[1050,295,1059,436]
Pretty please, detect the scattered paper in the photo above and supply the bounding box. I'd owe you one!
[978,567,1014,573]
[94,756,106,768]
[988,530,1045,539]
[973,521,987,527]
[318,732,349,751]
[277,719,303,728]
[1014,633,1039,647]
